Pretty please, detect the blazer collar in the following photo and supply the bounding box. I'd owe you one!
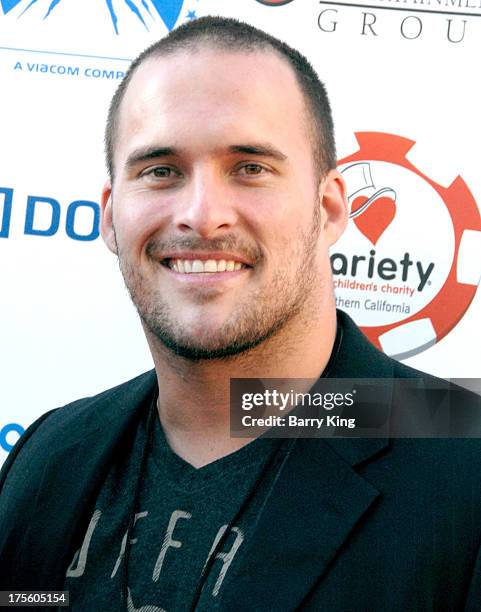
[325,309,394,466]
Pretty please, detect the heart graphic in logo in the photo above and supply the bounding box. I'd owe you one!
[0,0,22,14]
[352,195,397,245]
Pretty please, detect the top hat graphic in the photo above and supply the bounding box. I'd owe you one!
[341,162,396,219]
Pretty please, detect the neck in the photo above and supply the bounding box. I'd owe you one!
[147,297,337,467]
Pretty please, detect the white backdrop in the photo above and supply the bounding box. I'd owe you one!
[1,0,479,463]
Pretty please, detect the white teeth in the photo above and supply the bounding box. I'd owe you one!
[204,259,217,273]
[192,259,204,273]
[169,258,246,273]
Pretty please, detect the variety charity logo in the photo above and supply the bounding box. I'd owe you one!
[0,0,187,33]
[331,132,481,359]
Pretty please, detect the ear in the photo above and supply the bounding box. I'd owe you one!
[318,169,348,246]
[100,181,118,255]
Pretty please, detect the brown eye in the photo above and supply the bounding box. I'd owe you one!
[243,164,263,175]
[152,167,173,178]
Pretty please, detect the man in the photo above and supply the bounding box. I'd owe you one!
[1,16,481,612]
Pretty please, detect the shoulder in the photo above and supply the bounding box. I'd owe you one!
[33,368,157,432]
[335,310,481,433]
[334,309,431,380]
[0,369,157,488]
[337,308,477,384]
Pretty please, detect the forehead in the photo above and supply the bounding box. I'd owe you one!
[115,46,312,163]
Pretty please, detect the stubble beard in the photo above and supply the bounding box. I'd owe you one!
[115,207,322,362]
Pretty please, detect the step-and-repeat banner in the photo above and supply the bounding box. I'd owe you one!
[1,0,480,463]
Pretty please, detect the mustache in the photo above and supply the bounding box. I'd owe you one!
[145,235,263,264]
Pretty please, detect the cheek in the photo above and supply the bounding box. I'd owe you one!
[240,187,304,232]
[112,197,169,254]
[252,202,314,257]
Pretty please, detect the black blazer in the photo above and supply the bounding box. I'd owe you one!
[1,311,481,611]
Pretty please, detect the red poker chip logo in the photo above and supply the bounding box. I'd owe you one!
[332,132,481,359]
[255,0,296,5]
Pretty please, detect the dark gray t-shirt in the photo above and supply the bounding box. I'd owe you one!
[63,401,285,611]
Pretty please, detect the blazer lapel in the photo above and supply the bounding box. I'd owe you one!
[219,313,396,610]
[219,436,386,611]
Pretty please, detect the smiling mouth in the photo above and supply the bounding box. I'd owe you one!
[161,258,251,274]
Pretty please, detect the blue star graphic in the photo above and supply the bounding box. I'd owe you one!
[8,0,186,34]
[187,9,196,20]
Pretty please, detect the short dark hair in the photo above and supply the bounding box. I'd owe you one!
[105,16,336,179]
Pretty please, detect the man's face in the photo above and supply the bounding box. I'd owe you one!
[102,47,345,359]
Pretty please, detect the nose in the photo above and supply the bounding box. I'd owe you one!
[174,165,238,239]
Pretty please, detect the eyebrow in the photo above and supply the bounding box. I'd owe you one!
[125,147,178,169]
[228,144,287,161]
[124,142,288,169]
